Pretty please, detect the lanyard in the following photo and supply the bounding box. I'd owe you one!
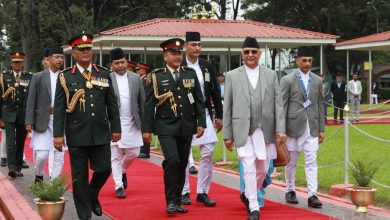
[295,71,311,100]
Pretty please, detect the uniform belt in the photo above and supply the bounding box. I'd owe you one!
[50,107,54,115]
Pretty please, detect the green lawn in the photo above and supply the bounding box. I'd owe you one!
[153,124,390,208]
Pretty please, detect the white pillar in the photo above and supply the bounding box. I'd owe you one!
[207,53,210,61]
[265,43,268,67]
[128,53,131,61]
[99,44,103,66]
[63,55,66,68]
[346,50,350,102]
[111,41,114,49]
[228,47,231,71]
[239,54,242,66]
[320,44,323,76]
[369,49,372,107]
[144,46,147,63]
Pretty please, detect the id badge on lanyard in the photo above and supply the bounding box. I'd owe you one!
[297,72,312,109]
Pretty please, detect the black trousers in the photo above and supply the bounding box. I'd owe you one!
[140,143,150,155]
[158,135,192,205]
[68,144,111,219]
[5,122,27,172]
[333,99,345,121]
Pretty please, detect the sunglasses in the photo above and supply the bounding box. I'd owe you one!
[243,50,258,55]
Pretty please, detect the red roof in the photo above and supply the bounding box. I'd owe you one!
[100,18,338,39]
[335,31,390,46]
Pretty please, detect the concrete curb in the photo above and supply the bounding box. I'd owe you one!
[0,171,41,220]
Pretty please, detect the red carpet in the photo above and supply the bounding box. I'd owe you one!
[23,138,333,220]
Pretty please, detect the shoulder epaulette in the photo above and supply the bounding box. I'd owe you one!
[60,67,72,74]
[181,66,194,72]
[151,67,166,74]
[93,64,108,72]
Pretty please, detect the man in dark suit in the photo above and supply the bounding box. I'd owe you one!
[109,48,145,199]
[180,31,222,207]
[0,52,32,178]
[330,72,346,123]
[25,47,65,183]
[142,38,206,215]
[53,33,121,220]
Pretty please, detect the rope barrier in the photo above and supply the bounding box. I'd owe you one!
[324,99,390,113]
[349,124,390,143]
[322,124,344,143]
[298,161,344,169]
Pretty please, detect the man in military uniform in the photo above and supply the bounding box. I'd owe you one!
[135,62,152,159]
[53,34,121,220]
[127,61,137,72]
[0,52,32,178]
[181,31,223,207]
[142,38,206,215]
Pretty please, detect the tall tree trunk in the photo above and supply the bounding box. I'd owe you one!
[219,0,226,20]
[232,0,240,20]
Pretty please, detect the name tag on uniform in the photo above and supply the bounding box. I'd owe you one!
[187,92,195,104]
[205,72,210,82]
[302,100,311,109]
[20,80,30,87]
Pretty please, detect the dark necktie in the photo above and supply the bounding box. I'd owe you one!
[173,70,179,81]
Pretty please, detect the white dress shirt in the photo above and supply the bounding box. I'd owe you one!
[49,69,59,107]
[245,65,260,89]
[186,58,206,100]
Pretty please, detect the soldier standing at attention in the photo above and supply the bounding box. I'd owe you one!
[53,33,121,220]
[0,52,32,178]
[142,38,206,215]
[135,62,152,159]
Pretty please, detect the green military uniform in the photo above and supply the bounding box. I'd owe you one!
[53,33,121,220]
[143,64,206,206]
[0,68,31,177]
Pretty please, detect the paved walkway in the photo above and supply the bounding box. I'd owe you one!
[0,152,389,220]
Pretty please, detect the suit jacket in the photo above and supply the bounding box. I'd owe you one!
[347,80,362,100]
[280,70,325,138]
[53,64,121,147]
[25,69,53,132]
[222,65,285,147]
[182,58,223,120]
[142,66,206,136]
[0,70,32,125]
[110,71,145,130]
[330,81,346,102]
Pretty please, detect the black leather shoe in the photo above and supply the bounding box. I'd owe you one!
[8,171,16,179]
[22,160,29,169]
[91,199,102,216]
[166,203,176,215]
[308,195,322,208]
[181,193,191,205]
[122,173,128,189]
[16,171,23,177]
[35,175,43,184]
[240,192,250,214]
[196,193,216,207]
[247,210,259,220]
[189,166,198,174]
[138,153,150,159]
[175,204,188,213]
[1,158,6,167]
[285,191,299,204]
[116,187,126,199]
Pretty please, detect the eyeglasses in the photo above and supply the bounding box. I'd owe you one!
[243,50,258,55]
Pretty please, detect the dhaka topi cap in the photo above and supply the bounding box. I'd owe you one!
[48,46,64,56]
[242,37,260,49]
[110,48,126,61]
[43,48,50,58]
[186,32,201,42]
[297,46,314,57]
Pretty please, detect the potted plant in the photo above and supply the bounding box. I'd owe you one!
[29,175,69,220]
[348,160,378,213]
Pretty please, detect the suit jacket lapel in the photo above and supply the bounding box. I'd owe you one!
[127,72,133,104]
[260,68,266,102]
[239,66,250,103]
[294,69,307,100]
[43,69,51,98]
[308,72,316,100]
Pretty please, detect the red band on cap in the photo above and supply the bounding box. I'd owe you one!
[71,38,92,48]
[138,64,150,70]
